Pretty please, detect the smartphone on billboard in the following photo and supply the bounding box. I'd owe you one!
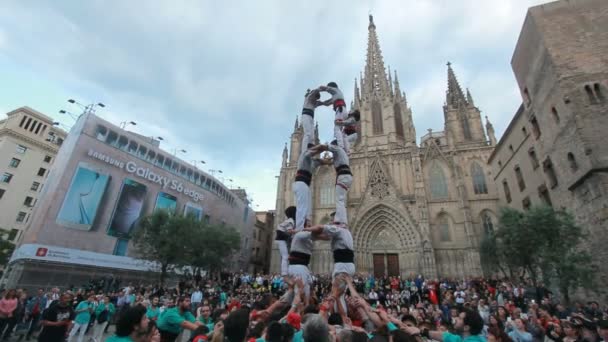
[56,162,110,230]
[108,178,147,238]
[184,202,203,221]
[154,192,177,213]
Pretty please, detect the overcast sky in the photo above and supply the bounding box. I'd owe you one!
[0,0,547,210]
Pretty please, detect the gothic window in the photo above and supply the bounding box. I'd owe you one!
[528,148,539,169]
[514,165,526,191]
[438,214,451,242]
[370,164,390,199]
[393,103,404,138]
[372,100,383,135]
[594,83,605,102]
[567,152,578,172]
[319,175,335,206]
[462,114,472,140]
[585,84,597,104]
[502,179,512,203]
[538,184,552,207]
[471,162,488,194]
[551,107,560,123]
[530,115,541,139]
[543,157,558,188]
[481,212,494,236]
[429,162,448,199]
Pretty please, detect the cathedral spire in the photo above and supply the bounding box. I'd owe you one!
[394,70,402,100]
[446,62,466,107]
[293,116,299,132]
[485,116,497,145]
[314,121,320,144]
[353,78,361,109]
[363,14,389,98]
[388,66,394,97]
[282,143,288,166]
[466,88,474,106]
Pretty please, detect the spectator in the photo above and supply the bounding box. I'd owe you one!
[38,293,75,342]
[156,296,201,342]
[92,295,115,342]
[223,308,249,342]
[107,304,160,341]
[25,288,47,340]
[302,314,330,342]
[0,289,18,337]
[68,294,95,342]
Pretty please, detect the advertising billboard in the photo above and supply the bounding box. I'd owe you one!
[107,178,147,238]
[154,192,177,213]
[184,202,203,221]
[56,162,110,230]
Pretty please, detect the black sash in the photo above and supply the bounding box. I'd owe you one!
[289,251,311,266]
[295,169,312,186]
[333,249,355,263]
[335,164,352,176]
[302,108,314,117]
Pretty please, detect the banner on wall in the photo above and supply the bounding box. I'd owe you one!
[9,244,159,272]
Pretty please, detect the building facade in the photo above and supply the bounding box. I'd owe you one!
[2,111,255,289]
[272,16,500,278]
[250,211,275,274]
[489,0,608,291]
[0,107,67,245]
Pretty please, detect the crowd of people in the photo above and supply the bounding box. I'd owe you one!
[0,273,605,342]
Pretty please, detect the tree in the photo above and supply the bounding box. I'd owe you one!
[0,237,15,267]
[132,210,198,285]
[481,205,594,302]
[186,222,240,273]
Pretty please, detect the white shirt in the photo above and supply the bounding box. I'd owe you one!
[191,291,203,303]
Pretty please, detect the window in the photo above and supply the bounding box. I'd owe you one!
[551,107,560,123]
[538,184,552,207]
[567,152,578,172]
[15,145,27,154]
[0,189,5,199]
[56,138,64,146]
[8,229,18,241]
[37,168,46,177]
[31,182,40,191]
[462,115,472,140]
[523,88,531,106]
[24,118,32,130]
[503,180,512,203]
[96,125,108,141]
[394,103,404,138]
[530,115,541,139]
[29,120,38,132]
[543,157,558,188]
[522,127,527,136]
[429,162,448,199]
[43,155,52,163]
[113,239,129,256]
[127,141,138,154]
[514,166,526,191]
[528,148,539,169]
[9,158,21,168]
[106,131,118,146]
[594,83,605,102]
[471,162,488,194]
[438,215,451,242]
[585,84,597,104]
[372,100,383,134]
[117,136,128,150]
[2,173,13,183]
[24,196,34,207]
[509,145,514,152]
[522,197,531,210]
[482,212,494,236]
[16,212,27,223]
[19,116,27,128]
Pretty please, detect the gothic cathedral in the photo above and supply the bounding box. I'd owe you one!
[272,16,500,279]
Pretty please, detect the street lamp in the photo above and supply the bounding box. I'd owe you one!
[67,99,106,115]
[192,160,206,169]
[59,110,78,120]
[172,149,187,156]
[120,121,137,129]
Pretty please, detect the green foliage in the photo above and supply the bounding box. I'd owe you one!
[0,236,15,266]
[481,205,594,302]
[132,210,240,285]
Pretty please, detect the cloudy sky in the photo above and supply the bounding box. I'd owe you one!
[0,0,547,210]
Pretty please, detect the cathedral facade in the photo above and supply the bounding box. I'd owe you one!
[271,16,500,279]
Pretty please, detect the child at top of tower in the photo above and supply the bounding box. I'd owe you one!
[319,82,349,152]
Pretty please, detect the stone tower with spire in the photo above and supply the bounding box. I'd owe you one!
[271,15,500,279]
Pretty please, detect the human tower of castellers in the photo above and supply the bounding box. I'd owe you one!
[275,82,361,312]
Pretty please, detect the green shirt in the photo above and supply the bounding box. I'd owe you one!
[157,308,196,335]
[198,316,214,331]
[74,301,92,325]
[147,306,160,320]
[106,336,134,342]
[443,332,487,342]
[292,330,303,342]
[96,302,115,317]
